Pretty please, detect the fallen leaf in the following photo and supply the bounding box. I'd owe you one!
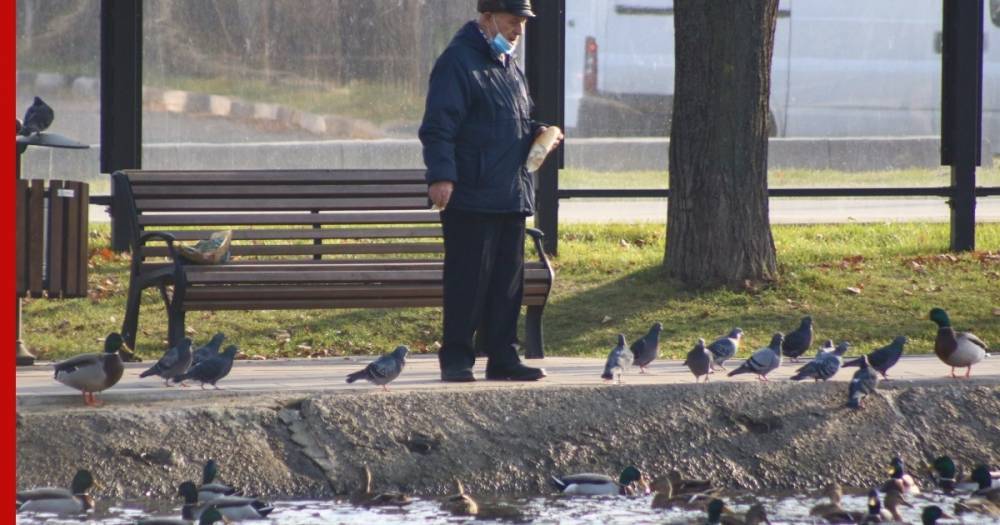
[601,315,613,324]
[845,287,862,295]
[993,308,1000,317]
[185,326,197,336]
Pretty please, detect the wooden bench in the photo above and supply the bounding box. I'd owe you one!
[111,169,554,358]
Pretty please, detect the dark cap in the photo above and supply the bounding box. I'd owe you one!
[477,0,535,18]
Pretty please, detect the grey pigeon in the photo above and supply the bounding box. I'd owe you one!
[846,355,879,409]
[707,327,742,370]
[601,334,633,384]
[782,316,814,361]
[192,333,226,366]
[172,345,237,389]
[630,322,663,373]
[683,338,712,382]
[843,336,908,379]
[139,338,193,386]
[728,333,783,381]
[19,96,54,136]
[346,345,408,391]
[791,341,850,381]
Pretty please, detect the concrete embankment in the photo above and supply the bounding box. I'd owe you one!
[16,379,1000,500]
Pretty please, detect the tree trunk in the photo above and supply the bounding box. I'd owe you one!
[665,0,779,288]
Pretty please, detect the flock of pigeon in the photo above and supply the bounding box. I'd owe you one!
[16,454,1000,523]
[49,307,989,407]
[601,307,991,410]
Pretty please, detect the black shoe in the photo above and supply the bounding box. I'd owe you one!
[441,368,476,382]
[485,363,547,381]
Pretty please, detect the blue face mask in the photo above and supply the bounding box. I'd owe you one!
[490,17,516,56]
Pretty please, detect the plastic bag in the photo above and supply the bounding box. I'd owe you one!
[177,230,232,265]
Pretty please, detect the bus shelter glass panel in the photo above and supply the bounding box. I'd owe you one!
[15,0,101,185]
[142,0,477,170]
[561,0,998,224]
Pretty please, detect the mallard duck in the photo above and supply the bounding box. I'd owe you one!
[971,464,1000,502]
[137,506,224,525]
[883,485,913,521]
[199,459,238,502]
[921,505,953,525]
[53,332,126,406]
[930,308,990,379]
[882,456,920,495]
[928,455,979,493]
[16,469,95,514]
[178,480,273,521]
[860,488,893,523]
[550,465,647,496]
[649,477,714,510]
[705,499,771,525]
[441,479,478,516]
[954,496,1000,517]
[354,464,411,507]
[807,482,865,523]
[666,470,714,496]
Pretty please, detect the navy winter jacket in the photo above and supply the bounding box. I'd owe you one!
[419,21,545,215]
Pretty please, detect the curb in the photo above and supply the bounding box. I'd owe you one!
[17,70,385,140]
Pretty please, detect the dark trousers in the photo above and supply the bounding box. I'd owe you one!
[439,209,525,371]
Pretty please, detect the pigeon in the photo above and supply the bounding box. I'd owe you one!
[929,307,990,379]
[843,336,908,379]
[728,333,783,381]
[19,96,54,136]
[346,345,408,391]
[53,332,126,406]
[601,334,633,384]
[192,333,226,366]
[846,355,879,409]
[139,338,193,386]
[684,338,712,382]
[781,316,814,361]
[172,345,238,389]
[707,328,742,371]
[790,341,850,381]
[630,322,663,373]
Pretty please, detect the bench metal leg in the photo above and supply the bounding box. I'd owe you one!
[121,285,143,350]
[167,308,186,348]
[523,305,545,359]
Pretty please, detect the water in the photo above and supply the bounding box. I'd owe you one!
[15,491,1000,524]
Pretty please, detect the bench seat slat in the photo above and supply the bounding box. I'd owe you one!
[185,283,551,301]
[184,268,552,284]
[143,242,444,258]
[132,184,428,198]
[124,170,425,184]
[146,227,443,242]
[135,197,428,212]
[137,210,442,226]
[184,295,548,311]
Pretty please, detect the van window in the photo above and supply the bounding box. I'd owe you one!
[992,0,1000,27]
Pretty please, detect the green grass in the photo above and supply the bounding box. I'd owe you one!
[21,223,999,362]
[559,164,1000,189]
[144,74,424,124]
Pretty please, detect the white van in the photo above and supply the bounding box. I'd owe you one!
[565,0,1000,146]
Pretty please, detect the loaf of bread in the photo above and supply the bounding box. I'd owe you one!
[526,126,562,172]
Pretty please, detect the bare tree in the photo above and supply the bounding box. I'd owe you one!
[665,0,779,287]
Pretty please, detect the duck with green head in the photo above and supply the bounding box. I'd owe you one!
[705,499,771,525]
[198,459,238,502]
[178,480,273,521]
[928,456,980,493]
[53,333,126,406]
[970,464,1000,502]
[929,308,990,379]
[16,469,95,514]
[882,456,920,495]
[550,465,647,496]
[921,505,953,525]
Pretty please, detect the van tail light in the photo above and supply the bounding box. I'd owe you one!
[584,36,598,94]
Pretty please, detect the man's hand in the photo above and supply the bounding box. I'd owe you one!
[537,126,565,154]
[428,180,454,210]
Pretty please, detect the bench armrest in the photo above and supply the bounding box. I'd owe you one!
[525,228,547,262]
[136,231,179,261]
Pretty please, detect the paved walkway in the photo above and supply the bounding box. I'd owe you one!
[16,354,998,407]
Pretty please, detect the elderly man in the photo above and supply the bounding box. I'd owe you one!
[419,0,561,382]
